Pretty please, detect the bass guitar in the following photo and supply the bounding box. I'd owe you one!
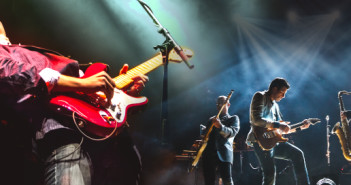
[49,48,193,139]
[190,90,234,172]
[254,118,320,151]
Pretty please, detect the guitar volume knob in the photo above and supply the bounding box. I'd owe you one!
[110,104,116,111]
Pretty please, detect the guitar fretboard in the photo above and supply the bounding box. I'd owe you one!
[289,118,319,129]
[113,53,163,89]
[290,122,304,129]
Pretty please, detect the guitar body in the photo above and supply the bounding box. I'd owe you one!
[253,126,288,151]
[49,63,148,137]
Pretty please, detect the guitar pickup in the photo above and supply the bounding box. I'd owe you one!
[263,132,276,139]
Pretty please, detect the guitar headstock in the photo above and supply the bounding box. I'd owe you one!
[168,47,194,63]
[307,118,321,125]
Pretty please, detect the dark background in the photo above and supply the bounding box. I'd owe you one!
[1,0,351,184]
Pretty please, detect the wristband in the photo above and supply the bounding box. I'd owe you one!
[39,68,61,93]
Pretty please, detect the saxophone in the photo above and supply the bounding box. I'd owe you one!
[332,91,351,161]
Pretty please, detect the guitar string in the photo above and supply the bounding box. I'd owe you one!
[114,57,162,88]
[113,48,184,87]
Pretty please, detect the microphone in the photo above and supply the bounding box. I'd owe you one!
[137,0,194,69]
[174,45,194,69]
[326,115,329,122]
[339,90,351,96]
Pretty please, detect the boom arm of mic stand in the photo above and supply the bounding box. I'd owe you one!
[137,0,194,69]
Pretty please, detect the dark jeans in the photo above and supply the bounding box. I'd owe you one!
[39,129,141,185]
[203,152,233,185]
[253,142,310,185]
[39,129,92,185]
[43,143,92,185]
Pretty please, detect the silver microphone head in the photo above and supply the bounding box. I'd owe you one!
[339,90,351,96]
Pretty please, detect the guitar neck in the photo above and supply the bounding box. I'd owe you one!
[113,53,163,89]
[290,121,305,129]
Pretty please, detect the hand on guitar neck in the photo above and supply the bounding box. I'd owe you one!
[119,64,149,97]
[212,118,223,129]
[288,119,311,133]
[277,121,290,133]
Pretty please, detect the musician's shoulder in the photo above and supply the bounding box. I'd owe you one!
[228,114,238,118]
[252,91,266,100]
[256,90,267,96]
[228,115,240,122]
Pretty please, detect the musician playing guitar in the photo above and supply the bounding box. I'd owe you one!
[0,21,147,185]
[201,95,240,185]
[245,77,311,185]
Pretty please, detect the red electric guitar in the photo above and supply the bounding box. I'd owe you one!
[49,48,193,138]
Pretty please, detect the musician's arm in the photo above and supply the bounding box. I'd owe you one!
[51,71,116,105]
[53,71,115,93]
[0,57,53,98]
[251,92,277,129]
[219,115,240,138]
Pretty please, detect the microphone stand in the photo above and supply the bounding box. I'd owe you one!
[326,115,331,167]
[315,115,337,185]
[137,0,194,143]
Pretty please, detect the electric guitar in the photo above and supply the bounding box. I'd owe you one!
[49,48,193,138]
[254,118,321,151]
